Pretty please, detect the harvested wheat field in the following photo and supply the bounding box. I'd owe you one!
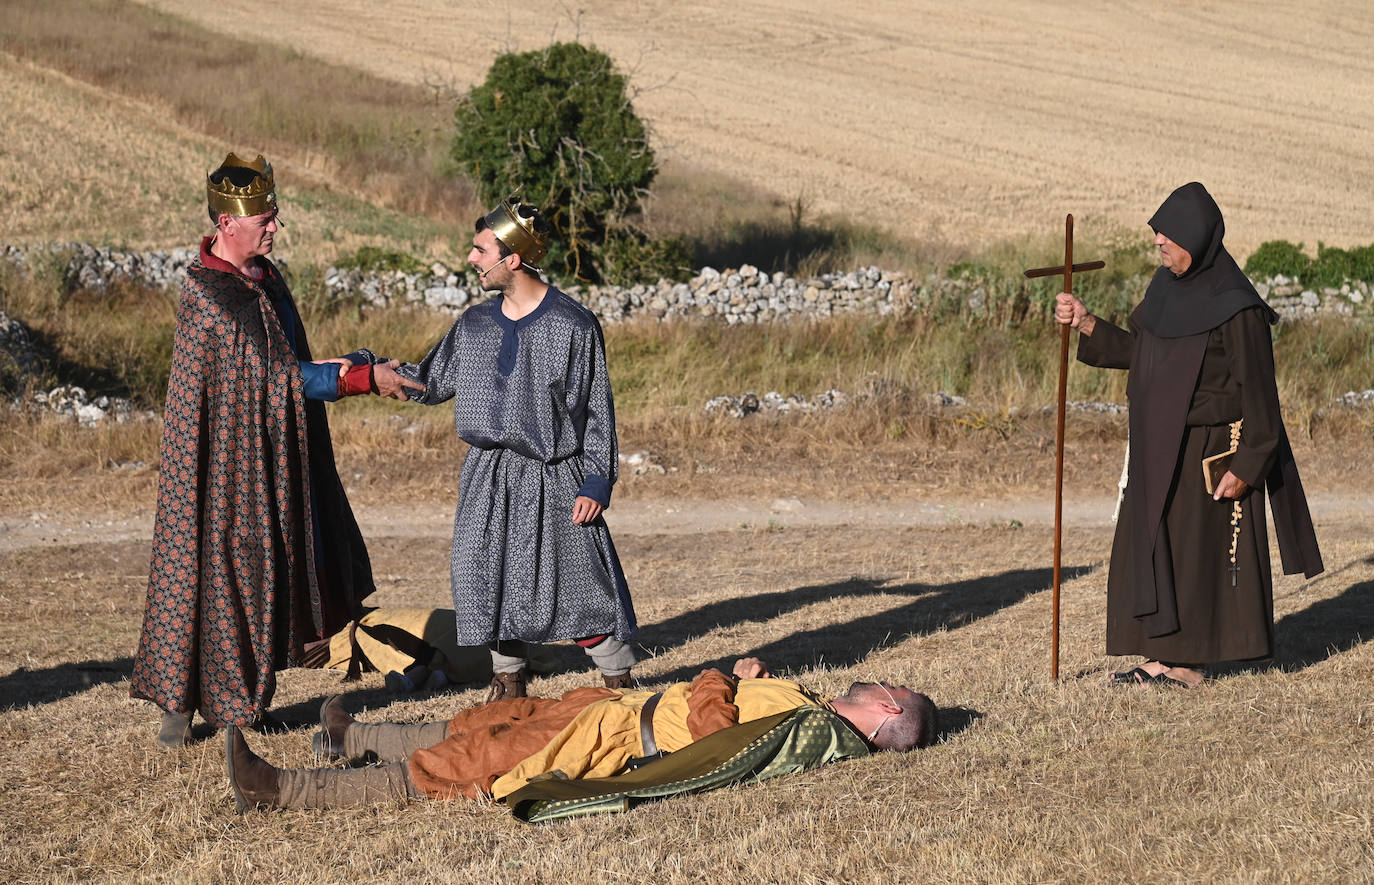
[1,425,1373,881]
[132,0,1374,254]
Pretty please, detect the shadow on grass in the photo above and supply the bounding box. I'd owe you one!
[0,658,133,710]
[693,221,842,276]
[639,565,1092,683]
[1203,555,1374,678]
[936,706,982,744]
[1268,577,1374,673]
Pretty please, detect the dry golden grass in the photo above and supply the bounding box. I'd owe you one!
[0,53,465,265]
[129,0,1374,256]
[1,470,1371,882]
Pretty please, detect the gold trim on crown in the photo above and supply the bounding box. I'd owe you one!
[484,196,549,266]
[207,152,277,218]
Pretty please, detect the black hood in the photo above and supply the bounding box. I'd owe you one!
[1139,182,1276,338]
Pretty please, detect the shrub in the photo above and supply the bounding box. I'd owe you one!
[333,246,429,275]
[1244,240,1310,282]
[1309,243,1354,289]
[451,42,657,282]
[1309,243,1374,289]
[598,232,694,285]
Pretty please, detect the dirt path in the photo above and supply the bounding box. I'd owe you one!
[4,490,1370,555]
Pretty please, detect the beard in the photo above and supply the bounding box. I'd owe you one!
[476,265,510,293]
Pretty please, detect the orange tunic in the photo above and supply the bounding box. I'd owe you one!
[407,672,829,801]
[408,687,615,800]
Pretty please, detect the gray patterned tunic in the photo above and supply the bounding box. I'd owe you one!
[399,287,636,645]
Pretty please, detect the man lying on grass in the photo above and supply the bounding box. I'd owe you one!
[227,657,936,814]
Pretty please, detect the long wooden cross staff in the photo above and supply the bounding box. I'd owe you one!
[1023,215,1104,680]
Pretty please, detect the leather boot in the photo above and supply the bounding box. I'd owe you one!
[226,726,283,813]
[312,695,354,759]
[602,672,634,690]
[484,668,528,703]
[228,725,419,811]
[156,710,192,749]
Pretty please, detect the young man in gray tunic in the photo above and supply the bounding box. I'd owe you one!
[399,198,637,701]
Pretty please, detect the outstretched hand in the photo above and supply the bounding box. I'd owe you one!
[313,357,352,383]
[373,359,425,400]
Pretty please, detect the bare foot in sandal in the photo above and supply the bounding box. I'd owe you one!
[1161,666,1205,688]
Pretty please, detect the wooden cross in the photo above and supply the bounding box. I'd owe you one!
[1023,215,1105,681]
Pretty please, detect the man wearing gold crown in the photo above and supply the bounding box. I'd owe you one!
[396,198,638,700]
[130,153,423,747]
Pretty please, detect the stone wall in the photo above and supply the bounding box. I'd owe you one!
[4,242,1371,325]
[4,243,1373,425]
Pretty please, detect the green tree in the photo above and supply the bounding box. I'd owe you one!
[452,42,658,282]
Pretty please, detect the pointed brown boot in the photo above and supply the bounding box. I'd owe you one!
[602,672,634,690]
[156,710,192,749]
[484,668,528,703]
[226,726,282,813]
[312,695,354,759]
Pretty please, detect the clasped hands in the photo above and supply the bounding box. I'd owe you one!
[315,357,425,400]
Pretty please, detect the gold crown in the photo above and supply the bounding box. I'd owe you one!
[207,152,277,217]
[484,196,550,266]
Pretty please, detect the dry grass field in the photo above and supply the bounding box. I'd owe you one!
[1,463,1372,882]
[130,0,1374,255]
[2,414,1373,882]
[0,54,463,264]
[3,1,1374,880]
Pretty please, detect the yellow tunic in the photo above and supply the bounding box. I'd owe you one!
[490,678,829,799]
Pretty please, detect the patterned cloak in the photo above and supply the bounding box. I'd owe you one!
[130,245,373,726]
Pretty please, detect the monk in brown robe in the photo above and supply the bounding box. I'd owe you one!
[1056,181,1322,688]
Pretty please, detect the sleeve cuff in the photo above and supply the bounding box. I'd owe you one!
[300,360,340,401]
[338,364,373,397]
[576,474,612,508]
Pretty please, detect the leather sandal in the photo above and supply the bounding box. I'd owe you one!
[1109,667,1164,685]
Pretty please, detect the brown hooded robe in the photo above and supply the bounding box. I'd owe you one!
[1077,183,1322,663]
